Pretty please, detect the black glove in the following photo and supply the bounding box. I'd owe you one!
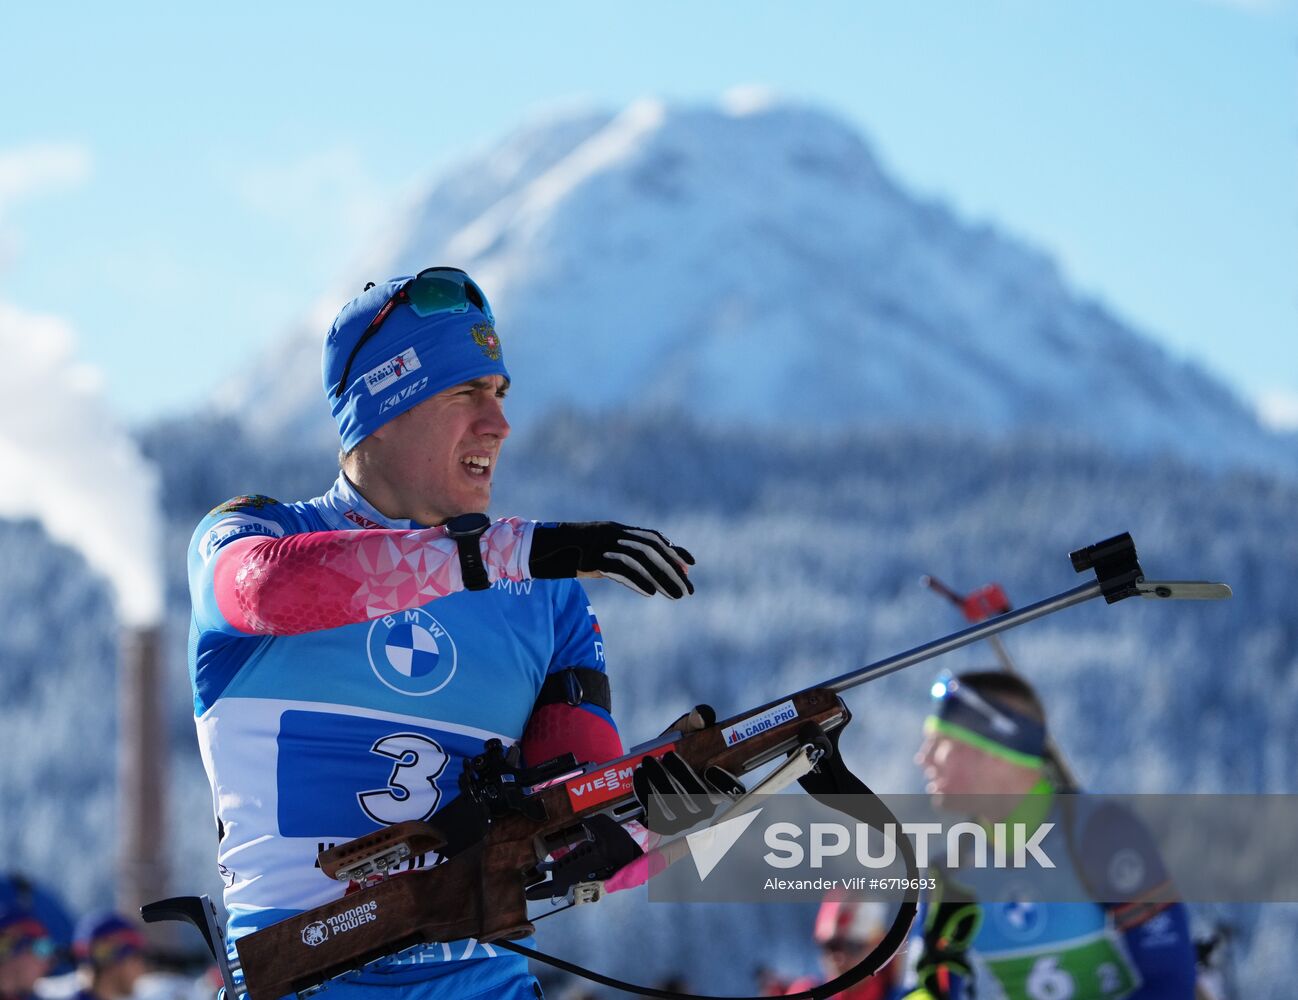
[633,752,723,835]
[529,522,695,599]
[632,705,744,835]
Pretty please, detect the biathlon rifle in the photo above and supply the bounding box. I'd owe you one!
[144,532,1230,1000]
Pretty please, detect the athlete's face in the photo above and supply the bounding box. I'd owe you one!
[374,375,511,523]
[916,730,1039,817]
[915,730,1000,811]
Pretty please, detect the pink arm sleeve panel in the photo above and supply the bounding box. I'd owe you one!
[520,703,624,770]
[211,518,532,636]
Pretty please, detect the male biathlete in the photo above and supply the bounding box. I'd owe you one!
[188,268,717,999]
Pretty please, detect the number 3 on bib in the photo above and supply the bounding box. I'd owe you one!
[357,733,448,825]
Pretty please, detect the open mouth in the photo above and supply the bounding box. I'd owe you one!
[461,455,491,477]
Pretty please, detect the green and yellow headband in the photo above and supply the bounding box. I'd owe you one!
[926,671,1046,769]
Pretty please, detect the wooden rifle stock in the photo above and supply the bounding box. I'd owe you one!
[235,688,846,1000]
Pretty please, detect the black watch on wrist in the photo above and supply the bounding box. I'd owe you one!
[444,513,491,591]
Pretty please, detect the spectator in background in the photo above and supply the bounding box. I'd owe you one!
[785,896,903,1000]
[70,914,147,1000]
[0,911,56,1000]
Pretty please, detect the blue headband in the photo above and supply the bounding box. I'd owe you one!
[322,277,510,451]
[927,671,1047,765]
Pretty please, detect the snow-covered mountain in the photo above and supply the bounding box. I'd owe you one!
[217,93,1294,475]
[7,95,1296,992]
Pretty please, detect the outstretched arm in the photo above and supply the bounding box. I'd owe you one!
[190,507,694,638]
[199,519,532,636]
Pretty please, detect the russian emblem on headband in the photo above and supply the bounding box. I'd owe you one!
[471,322,501,360]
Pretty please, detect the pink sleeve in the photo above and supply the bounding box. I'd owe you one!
[211,518,533,636]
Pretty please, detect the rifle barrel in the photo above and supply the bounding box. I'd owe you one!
[817,580,1103,695]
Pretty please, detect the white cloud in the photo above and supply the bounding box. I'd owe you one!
[0,143,163,625]
[0,142,92,221]
[0,301,163,626]
[230,147,391,256]
[1256,389,1298,433]
[0,142,92,268]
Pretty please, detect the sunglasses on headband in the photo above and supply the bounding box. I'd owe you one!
[333,267,495,398]
[930,670,1021,737]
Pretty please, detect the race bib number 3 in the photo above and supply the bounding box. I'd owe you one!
[277,711,464,837]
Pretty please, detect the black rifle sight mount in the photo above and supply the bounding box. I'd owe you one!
[1069,532,1144,603]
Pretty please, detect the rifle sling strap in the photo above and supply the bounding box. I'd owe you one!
[498,723,920,1000]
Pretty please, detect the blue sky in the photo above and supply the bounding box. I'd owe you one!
[1,0,1294,426]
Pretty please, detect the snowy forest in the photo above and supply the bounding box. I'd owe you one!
[1,99,1294,994]
[2,410,1295,991]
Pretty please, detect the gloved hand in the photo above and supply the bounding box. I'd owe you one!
[525,814,646,903]
[529,522,694,598]
[632,705,744,835]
